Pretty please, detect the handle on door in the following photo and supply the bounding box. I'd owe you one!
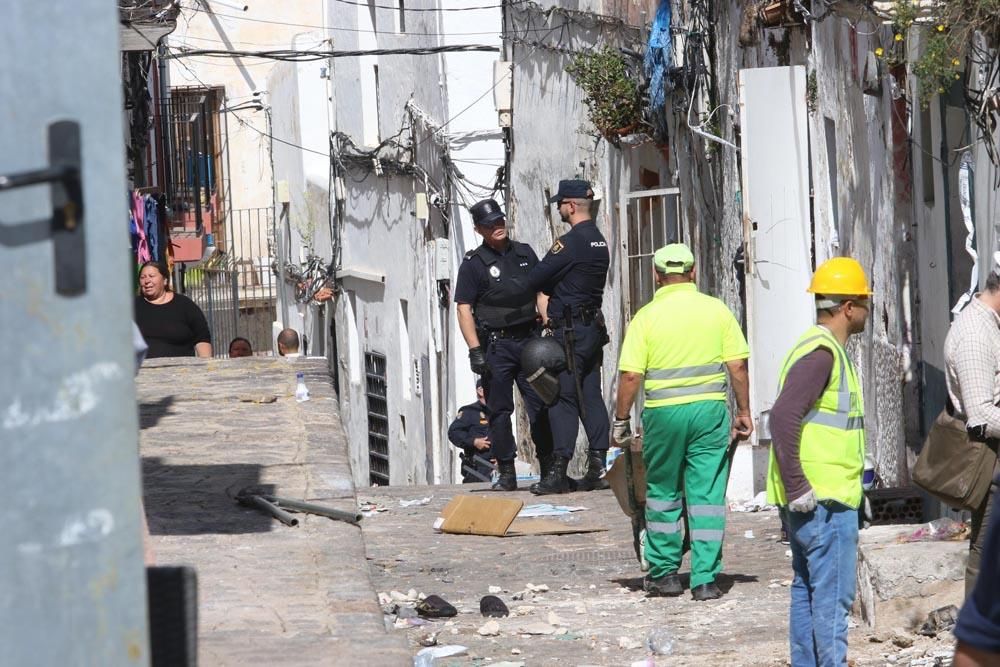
[0,120,85,296]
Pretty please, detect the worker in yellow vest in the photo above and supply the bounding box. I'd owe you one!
[613,243,753,601]
[766,257,871,667]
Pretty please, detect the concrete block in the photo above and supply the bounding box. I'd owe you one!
[855,524,967,632]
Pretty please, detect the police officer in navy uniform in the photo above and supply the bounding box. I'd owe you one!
[447,380,496,483]
[506,179,611,495]
[455,198,554,491]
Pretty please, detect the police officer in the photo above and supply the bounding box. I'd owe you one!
[455,198,553,491]
[509,179,611,495]
[447,380,496,484]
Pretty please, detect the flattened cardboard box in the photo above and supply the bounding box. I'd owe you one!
[439,495,605,537]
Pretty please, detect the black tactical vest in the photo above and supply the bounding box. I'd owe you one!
[468,242,538,329]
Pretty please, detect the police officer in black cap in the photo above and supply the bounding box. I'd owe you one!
[455,198,554,491]
[504,179,611,495]
[447,379,497,484]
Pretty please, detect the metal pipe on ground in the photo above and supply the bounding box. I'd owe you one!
[238,494,299,527]
[264,495,363,525]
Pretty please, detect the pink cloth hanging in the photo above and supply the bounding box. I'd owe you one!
[133,192,151,263]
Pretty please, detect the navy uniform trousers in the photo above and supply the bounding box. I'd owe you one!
[484,335,553,463]
[549,321,610,459]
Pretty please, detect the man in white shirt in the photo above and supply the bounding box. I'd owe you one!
[277,328,302,358]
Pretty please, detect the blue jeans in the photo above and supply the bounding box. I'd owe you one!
[787,501,859,667]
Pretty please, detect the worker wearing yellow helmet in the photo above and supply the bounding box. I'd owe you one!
[766,257,871,666]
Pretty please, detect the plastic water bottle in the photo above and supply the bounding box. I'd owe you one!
[295,372,310,402]
[646,627,675,656]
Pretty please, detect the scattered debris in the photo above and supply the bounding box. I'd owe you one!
[359,501,390,516]
[729,491,775,512]
[744,529,755,539]
[390,589,420,602]
[647,627,675,655]
[477,620,501,636]
[868,632,891,643]
[898,518,968,543]
[547,611,566,627]
[520,622,556,635]
[237,394,278,404]
[416,594,457,618]
[891,633,914,648]
[480,595,509,618]
[513,605,533,616]
[918,605,960,637]
[525,583,549,592]
[490,662,525,667]
[413,644,467,667]
[417,631,438,647]
[618,636,643,650]
[399,496,434,508]
[396,605,418,619]
[488,585,503,594]
[517,504,589,517]
[394,617,427,629]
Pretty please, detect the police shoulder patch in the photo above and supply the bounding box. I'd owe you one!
[550,239,564,254]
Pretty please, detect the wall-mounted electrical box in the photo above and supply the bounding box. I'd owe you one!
[493,61,513,128]
[415,192,429,221]
[434,237,450,281]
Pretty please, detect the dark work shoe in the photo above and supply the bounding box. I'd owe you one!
[691,582,722,601]
[643,573,683,597]
[575,450,610,491]
[491,460,517,491]
[530,456,570,495]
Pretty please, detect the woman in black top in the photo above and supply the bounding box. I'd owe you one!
[134,261,213,358]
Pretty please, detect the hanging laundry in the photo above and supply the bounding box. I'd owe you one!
[144,194,160,263]
[132,191,151,264]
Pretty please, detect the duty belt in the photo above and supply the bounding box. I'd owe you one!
[485,321,537,340]
[547,306,601,329]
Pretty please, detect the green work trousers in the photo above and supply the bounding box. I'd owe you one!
[642,400,730,588]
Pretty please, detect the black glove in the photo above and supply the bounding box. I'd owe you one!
[469,346,488,376]
[968,423,988,442]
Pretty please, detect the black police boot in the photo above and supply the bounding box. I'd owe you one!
[575,450,610,491]
[537,455,552,481]
[530,456,570,495]
[492,459,517,491]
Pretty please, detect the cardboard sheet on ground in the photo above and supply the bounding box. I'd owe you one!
[438,495,605,537]
[606,447,646,518]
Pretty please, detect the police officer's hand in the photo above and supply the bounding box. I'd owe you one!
[473,436,491,451]
[731,411,754,441]
[612,416,633,446]
[468,346,488,376]
[788,489,817,513]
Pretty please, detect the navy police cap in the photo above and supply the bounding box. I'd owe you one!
[469,198,505,227]
[548,179,593,203]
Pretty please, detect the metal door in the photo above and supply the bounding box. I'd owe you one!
[620,187,682,319]
[738,66,815,461]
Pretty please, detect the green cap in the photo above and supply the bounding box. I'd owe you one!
[653,243,695,274]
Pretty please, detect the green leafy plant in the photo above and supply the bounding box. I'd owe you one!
[565,46,643,139]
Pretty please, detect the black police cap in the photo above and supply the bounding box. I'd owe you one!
[548,179,593,203]
[469,198,505,227]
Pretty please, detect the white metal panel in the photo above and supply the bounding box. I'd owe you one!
[735,66,815,496]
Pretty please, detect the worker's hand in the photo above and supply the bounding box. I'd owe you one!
[473,436,491,451]
[862,467,876,492]
[788,489,817,513]
[612,416,633,446]
[731,411,754,441]
[468,346,488,376]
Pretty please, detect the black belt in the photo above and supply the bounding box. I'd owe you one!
[485,321,536,339]
[547,306,601,329]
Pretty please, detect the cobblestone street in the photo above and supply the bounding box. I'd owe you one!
[361,485,958,666]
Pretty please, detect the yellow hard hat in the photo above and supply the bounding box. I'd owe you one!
[807,257,872,297]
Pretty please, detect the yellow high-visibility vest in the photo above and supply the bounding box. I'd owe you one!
[766,326,865,509]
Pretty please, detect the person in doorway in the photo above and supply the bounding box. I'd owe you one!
[454,198,554,491]
[447,380,496,484]
[134,261,212,358]
[766,257,871,666]
[943,256,1000,596]
[612,243,752,601]
[277,328,301,357]
[228,337,253,358]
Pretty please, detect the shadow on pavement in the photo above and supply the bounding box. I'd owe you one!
[143,457,276,535]
[139,395,176,430]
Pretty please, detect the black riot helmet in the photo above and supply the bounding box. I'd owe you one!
[520,337,566,406]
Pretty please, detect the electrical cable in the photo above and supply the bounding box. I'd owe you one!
[167,44,499,60]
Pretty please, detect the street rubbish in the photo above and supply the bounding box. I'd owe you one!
[744,529,755,539]
[618,636,643,649]
[236,494,298,526]
[263,494,363,525]
[480,595,509,617]
[918,605,960,637]
[517,503,588,517]
[897,518,967,543]
[417,631,438,647]
[488,585,503,594]
[729,491,775,512]
[413,645,467,667]
[477,620,501,636]
[416,594,458,618]
[399,496,433,508]
[359,501,390,516]
[520,622,556,635]
[647,627,675,655]
[295,372,310,402]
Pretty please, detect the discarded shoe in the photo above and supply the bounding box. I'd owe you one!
[691,582,722,601]
[479,595,509,617]
[643,573,683,597]
[416,594,458,618]
[918,604,959,636]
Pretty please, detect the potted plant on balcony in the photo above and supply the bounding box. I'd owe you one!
[566,46,644,141]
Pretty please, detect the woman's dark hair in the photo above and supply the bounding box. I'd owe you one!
[228,337,252,353]
[139,261,170,285]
